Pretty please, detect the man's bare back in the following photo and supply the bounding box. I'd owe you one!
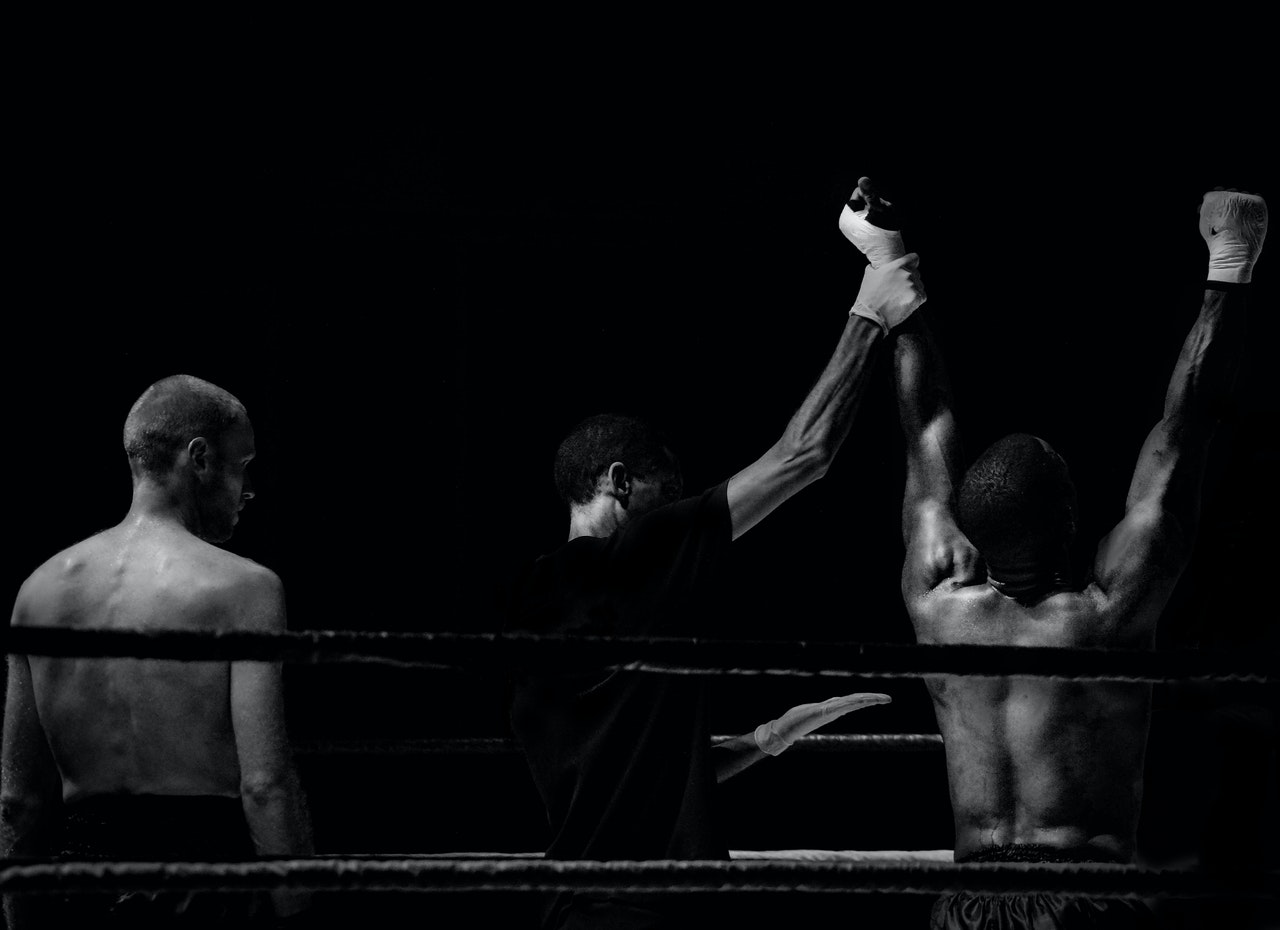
[15,517,282,802]
[858,185,1267,893]
[2,374,312,925]
[913,585,1152,861]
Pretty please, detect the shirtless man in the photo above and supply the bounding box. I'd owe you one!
[508,195,927,930]
[2,374,313,927]
[846,179,1265,928]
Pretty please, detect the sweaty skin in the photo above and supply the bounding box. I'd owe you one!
[911,584,1153,860]
[2,410,312,924]
[893,275,1246,863]
[11,520,282,804]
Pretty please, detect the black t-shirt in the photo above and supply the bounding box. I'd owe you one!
[508,482,733,927]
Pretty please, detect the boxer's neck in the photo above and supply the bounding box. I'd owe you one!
[986,550,1072,604]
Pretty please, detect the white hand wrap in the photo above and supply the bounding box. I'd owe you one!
[839,203,905,270]
[752,692,892,756]
[850,253,926,333]
[1200,190,1268,284]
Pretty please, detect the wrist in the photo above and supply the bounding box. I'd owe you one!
[849,302,889,334]
[753,721,789,756]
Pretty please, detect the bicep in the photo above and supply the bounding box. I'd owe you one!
[901,500,981,601]
[726,441,822,541]
[1089,503,1189,639]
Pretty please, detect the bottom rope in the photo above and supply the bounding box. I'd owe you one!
[1,858,1275,900]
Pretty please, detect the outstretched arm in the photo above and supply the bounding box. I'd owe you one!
[894,311,980,606]
[727,314,883,539]
[712,692,891,783]
[1091,190,1266,640]
[727,192,926,540]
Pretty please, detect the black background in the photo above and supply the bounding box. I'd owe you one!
[5,57,1276,926]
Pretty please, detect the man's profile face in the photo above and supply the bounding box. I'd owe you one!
[195,419,256,543]
[628,456,683,518]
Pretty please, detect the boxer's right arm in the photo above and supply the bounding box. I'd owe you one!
[230,567,314,917]
[893,312,980,610]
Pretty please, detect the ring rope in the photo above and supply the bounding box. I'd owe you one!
[6,629,1275,683]
[342,850,955,862]
[291,734,945,756]
[1,858,1274,899]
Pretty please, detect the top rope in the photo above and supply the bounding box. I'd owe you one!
[4,629,1275,683]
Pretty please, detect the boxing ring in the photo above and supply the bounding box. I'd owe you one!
[2,627,1277,909]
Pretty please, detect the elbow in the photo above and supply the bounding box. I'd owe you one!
[239,770,299,809]
[0,794,50,853]
[779,436,833,483]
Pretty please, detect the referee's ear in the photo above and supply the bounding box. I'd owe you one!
[605,462,630,504]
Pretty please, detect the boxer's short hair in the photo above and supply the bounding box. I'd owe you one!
[957,433,1077,564]
[554,414,679,506]
[124,375,247,478]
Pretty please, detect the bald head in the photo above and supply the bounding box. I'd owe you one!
[124,375,248,479]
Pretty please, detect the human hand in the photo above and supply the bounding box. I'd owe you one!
[753,692,892,756]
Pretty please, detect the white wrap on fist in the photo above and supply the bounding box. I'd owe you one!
[753,692,892,756]
[839,202,905,270]
[850,253,926,333]
[1200,190,1268,285]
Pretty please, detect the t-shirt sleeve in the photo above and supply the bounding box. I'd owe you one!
[603,480,733,635]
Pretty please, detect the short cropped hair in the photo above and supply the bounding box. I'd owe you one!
[554,414,678,507]
[123,375,247,478]
[956,433,1077,565]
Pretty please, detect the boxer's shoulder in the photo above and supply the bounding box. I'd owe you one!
[12,527,281,632]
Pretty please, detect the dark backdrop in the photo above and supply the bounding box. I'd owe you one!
[6,74,1276,926]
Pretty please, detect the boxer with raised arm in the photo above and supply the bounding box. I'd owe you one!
[854,181,1265,928]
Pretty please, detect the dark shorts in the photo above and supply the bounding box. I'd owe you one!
[50,794,267,928]
[931,845,1160,930]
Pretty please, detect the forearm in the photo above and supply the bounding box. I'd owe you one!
[893,314,963,533]
[712,734,768,784]
[241,772,314,916]
[1127,287,1247,512]
[1,798,57,929]
[778,314,884,473]
[0,797,56,858]
[241,771,313,856]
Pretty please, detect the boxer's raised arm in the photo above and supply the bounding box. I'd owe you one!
[727,253,925,540]
[1091,285,1250,634]
[893,312,979,603]
[1091,190,1265,639]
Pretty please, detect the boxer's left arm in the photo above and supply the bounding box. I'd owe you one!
[893,312,980,620]
[712,692,891,782]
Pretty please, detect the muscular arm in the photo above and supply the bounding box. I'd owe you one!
[1092,286,1249,634]
[230,570,314,916]
[727,315,883,539]
[893,312,980,603]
